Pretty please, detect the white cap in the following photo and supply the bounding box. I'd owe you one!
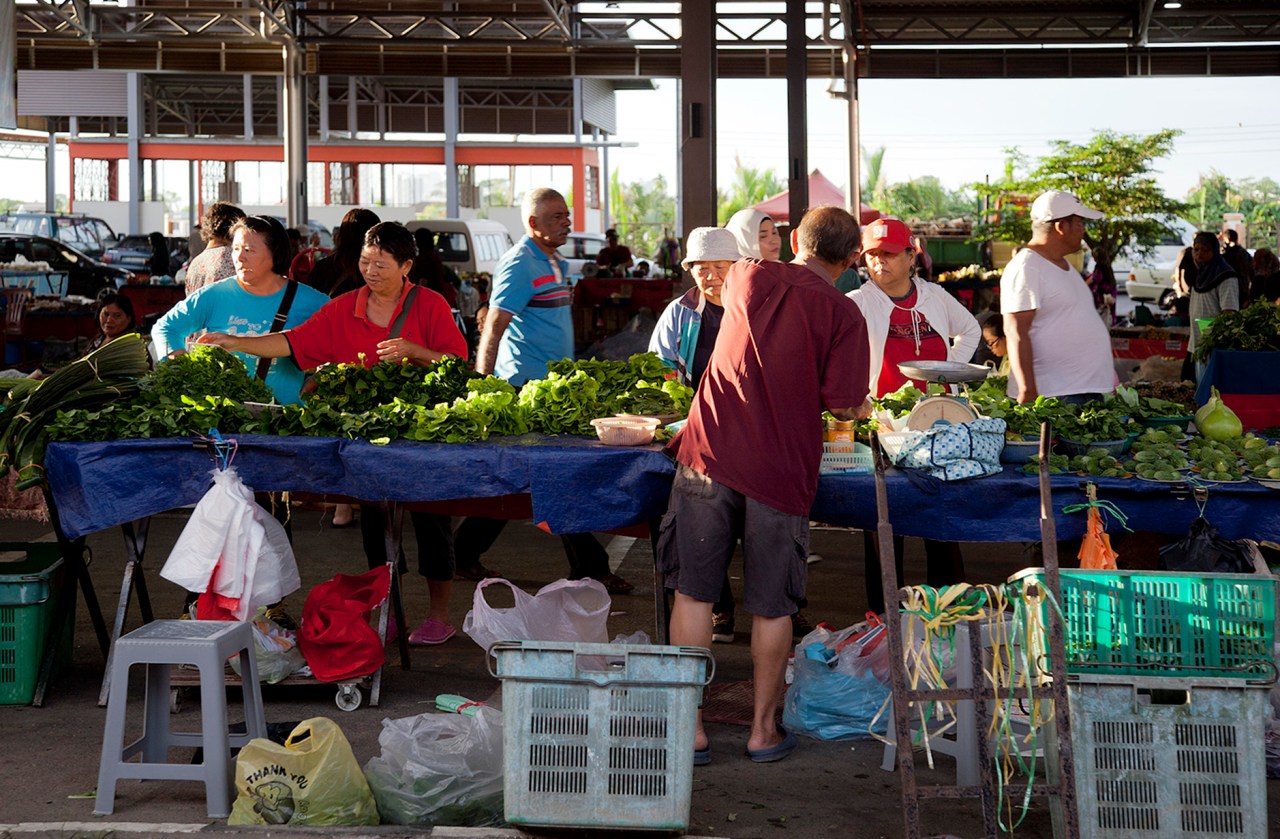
[1029,190,1104,223]
[681,227,741,269]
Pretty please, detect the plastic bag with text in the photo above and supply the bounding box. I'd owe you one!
[461,577,611,651]
[363,706,505,826]
[229,717,379,826]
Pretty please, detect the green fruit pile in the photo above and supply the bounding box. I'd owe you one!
[1243,443,1280,481]
[1124,444,1189,481]
[1068,448,1129,477]
[1188,437,1245,481]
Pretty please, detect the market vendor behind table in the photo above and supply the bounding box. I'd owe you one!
[152,215,328,404]
[195,221,467,374]
[999,190,1116,404]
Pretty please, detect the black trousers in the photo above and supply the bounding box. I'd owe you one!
[863,533,965,615]
[454,517,612,579]
[358,505,455,580]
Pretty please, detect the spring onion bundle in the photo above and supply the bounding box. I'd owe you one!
[0,333,151,489]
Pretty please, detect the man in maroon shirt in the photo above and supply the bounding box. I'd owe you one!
[660,206,872,764]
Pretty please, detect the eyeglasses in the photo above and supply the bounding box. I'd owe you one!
[985,337,1004,349]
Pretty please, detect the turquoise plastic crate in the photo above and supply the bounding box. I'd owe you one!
[1046,676,1269,838]
[489,640,713,832]
[1010,567,1276,680]
[0,542,74,705]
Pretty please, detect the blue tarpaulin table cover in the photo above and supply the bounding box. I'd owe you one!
[45,436,1280,542]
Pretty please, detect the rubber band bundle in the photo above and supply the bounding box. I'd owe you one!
[875,579,1064,831]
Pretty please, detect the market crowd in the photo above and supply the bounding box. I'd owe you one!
[130,184,1263,766]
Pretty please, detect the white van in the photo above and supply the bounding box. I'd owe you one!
[404,218,515,275]
[1111,217,1197,306]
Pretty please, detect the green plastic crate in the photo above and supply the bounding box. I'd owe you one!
[489,640,714,832]
[1010,567,1276,680]
[0,542,74,705]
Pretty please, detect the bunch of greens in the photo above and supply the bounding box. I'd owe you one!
[518,370,602,435]
[1105,385,1192,421]
[1193,300,1280,361]
[1055,405,1127,444]
[545,352,690,417]
[4,334,153,488]
[1068,449,1129,477]
[47,346,271,446]
[308,355,480,413]
[146,344,275,405]
[872,382,947,418]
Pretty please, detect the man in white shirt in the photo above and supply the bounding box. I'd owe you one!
[1001,190,1117,404]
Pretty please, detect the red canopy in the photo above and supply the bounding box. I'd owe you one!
[752,169,882,226]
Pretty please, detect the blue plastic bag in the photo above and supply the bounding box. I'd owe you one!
[783,623,891,741]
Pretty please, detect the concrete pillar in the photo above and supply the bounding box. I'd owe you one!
[243,74,254,140]
[679,2,715,234]
[318,75,329,140]
[282,43,308,226]
[444,77,459,218]
[786,0,808,228]
[347,77,357,139]
[45,127,55,213]
[127,72,142,234]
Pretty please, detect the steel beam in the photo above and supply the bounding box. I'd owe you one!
[786,0,807,227]
[679,0,715,236]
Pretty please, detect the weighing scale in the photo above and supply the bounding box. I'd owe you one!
[896,360,992,430]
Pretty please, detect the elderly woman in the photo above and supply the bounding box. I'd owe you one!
[649,227,739,386]
[199,221,470,646]
[725,207,782,262]
[848,217,981,614]
[153,215,329,404]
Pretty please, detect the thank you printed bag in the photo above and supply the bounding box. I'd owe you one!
[890,417,1006,481]
[229,717,380,826]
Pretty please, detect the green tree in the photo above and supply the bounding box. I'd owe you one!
[716,156,783,224]
[861,145,887,207]
[609,170,676,261]
[879,176,976,221]
[1186,171,1280,226]
[973,129,1190,286]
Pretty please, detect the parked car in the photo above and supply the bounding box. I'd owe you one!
[558,232,607,280]
[404,218,514,275]
[1112,218,1197,307]
[0,232,133,298]
[102,235,189,277]
[0,212,118,260]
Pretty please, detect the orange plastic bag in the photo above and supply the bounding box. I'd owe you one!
[1078,505,1119,570]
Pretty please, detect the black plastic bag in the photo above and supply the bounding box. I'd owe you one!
[1158,517,1255,574]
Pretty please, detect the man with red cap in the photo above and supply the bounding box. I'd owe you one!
[1001,190,1115,404]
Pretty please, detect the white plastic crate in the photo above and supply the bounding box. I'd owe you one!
[820,441,872,474]
[1047,676,1269,839]
[489,640,714,831]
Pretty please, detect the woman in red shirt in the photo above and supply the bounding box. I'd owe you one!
[199,221,469,646]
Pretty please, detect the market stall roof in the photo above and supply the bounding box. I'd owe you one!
[752,170,882,227]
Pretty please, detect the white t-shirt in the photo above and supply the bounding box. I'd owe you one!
[1000,249,1114,399]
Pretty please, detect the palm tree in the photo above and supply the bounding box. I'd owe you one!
[861,145,887,206]
[716,156,783,224]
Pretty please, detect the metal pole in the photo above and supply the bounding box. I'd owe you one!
[848,45,861,217]
[444,77,459,218]
[785,0,808,227]
[282,42,307,227]
[243,73,254,140]
[45,127,56,212]
[126,72,142,233]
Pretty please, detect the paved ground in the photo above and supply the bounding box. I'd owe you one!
[1,506,1276,838]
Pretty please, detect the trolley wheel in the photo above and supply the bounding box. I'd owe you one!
[170,687,186,714]
[335,683,362,712]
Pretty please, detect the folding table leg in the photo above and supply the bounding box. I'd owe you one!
[99,518,154,706]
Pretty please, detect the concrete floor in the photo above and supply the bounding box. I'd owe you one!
[0,506,1276,838]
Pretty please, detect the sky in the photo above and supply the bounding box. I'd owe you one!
[609,74,1280,205]
[3,74,1276,213]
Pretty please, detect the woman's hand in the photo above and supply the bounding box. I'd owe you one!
[196,332,235,350]
[376,337,443,366]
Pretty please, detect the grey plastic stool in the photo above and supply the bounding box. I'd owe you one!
[95,619,267,818]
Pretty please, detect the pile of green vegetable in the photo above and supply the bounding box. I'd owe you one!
[2,334,153,488]
[46,350,691,449]
[1193,300,1280,361]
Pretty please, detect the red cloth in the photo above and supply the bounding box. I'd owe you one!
[668,259,870,516]
[296,565,392,683]
[285,281,469,370]
[874,288,948,397]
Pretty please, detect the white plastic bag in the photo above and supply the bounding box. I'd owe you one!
[363,707,504,826]
[229,607,306,684]
[461,578,611,651]
[161,467,300,620]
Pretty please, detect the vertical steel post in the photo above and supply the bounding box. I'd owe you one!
[786,0,808,227]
